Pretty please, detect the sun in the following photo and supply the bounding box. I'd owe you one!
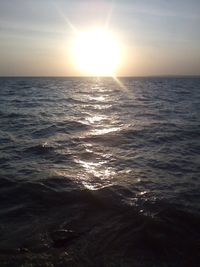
[73,29,121,76]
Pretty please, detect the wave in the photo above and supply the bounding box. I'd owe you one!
[24,143,55,155]
[0,77,200,266]
[31,121,90,138]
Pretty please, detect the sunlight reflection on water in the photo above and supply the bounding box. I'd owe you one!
[88,95,106,101]
[75,159,115,178]
[74,81,119,190]
[86,115,106,124]
[0,76,199,219]
[74,158,116,190]
[91,126,121,135]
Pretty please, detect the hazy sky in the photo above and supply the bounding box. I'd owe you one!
[0,0,200,76]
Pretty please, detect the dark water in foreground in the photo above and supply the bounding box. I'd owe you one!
[0,77,200,266]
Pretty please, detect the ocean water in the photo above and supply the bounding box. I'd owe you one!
[0,77,200,266]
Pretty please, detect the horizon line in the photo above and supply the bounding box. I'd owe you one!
[0,74,200,78]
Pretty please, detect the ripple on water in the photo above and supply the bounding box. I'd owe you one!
[0,77,200,265]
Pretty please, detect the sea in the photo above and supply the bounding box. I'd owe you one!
[0,77,200,266]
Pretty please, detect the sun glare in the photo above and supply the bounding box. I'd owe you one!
[73,29,121,76]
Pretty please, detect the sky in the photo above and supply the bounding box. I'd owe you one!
[0,0,200,76]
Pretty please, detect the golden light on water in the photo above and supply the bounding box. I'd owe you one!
[73,28,121,76]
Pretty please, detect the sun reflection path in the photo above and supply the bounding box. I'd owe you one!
[73,80,124,190]
[74,156,116,190]
[91,127,121,136]
[86,115,106,124]
[75,160,115,179]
